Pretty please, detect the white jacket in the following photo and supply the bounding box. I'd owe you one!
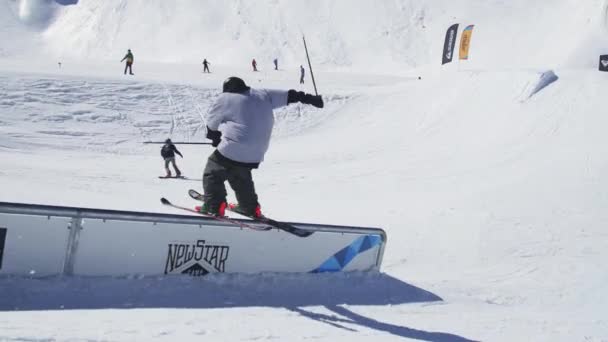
[206,88,288,164]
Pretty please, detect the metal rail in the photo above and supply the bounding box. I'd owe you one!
[0,201,386,239]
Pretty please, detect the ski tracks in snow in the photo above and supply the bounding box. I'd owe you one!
[0,75,207,153]
[0,72,345,153]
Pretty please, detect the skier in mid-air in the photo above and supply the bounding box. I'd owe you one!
[121,49,134,75]
[197,77,323,217]
[160,139,183,178]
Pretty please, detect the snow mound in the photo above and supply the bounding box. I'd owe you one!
[520,70,559,101]
[18,0,54,27]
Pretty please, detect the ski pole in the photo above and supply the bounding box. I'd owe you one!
[302,35,319,96]
[143,141,213,145]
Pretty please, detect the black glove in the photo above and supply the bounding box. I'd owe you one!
[287,90,324,108]
[206,126,222,147]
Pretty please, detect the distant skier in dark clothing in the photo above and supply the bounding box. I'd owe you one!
[300,65,305,84]
[273,58,278,70]
[121,49,134,75]
[252,58,258,71]
[202,59,211,73]
[160,139,183,178]
[197,77,324,217]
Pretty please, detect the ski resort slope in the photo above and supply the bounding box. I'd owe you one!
[1,0,608,341]
[6,0,608,71]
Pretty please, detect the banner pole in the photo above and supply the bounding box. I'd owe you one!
[303,35,319,96]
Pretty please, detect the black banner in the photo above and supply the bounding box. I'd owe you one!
[0,228,6,269]
[599,55,608,72]
[442,24,459,65]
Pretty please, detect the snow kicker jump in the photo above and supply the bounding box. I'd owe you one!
[0,201,385,277]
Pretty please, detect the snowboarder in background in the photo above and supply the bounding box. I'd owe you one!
[121,49,134,75]
[299,65,305,84]
[252,58,258,71]
[160,139,183,178]
[198,76,324,217]
[202,59,211,73]
[273,58,278,70]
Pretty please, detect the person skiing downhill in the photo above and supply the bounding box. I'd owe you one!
[121,49,134,75]
[273,58,278,70]
[198,76,323,217]
[300,65,305,84]
[160,139,183,178]
[202,59,211,73]
[252,58,258,71]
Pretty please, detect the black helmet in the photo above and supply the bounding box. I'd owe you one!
[165,138,172,144]
[223,77,250,93]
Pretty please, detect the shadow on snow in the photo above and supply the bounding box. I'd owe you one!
[290,306,479,342]
[0,272,437,311]
[0,271,478,341]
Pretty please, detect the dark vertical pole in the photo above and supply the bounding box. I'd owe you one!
[302,35,319,96]
[0,228,7,269]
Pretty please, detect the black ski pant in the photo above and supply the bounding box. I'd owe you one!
[164,157,181,176]
[124,62,133,75]
[203,152,259,214]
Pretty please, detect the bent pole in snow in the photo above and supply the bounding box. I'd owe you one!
[143,141,213,145]
[302,35,319,96]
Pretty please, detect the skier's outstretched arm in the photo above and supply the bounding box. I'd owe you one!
[169,144,183,157]
[287,90,324,108]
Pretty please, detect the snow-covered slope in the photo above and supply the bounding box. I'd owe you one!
[1,0,608,341]
[5,0,607,71]
[0,1,43,58]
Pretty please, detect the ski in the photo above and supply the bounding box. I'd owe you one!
[159,176,186,179]
[188,189,313,237]
[188,189,205,201]
[227,206,313,237]
[160,197,271,231]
